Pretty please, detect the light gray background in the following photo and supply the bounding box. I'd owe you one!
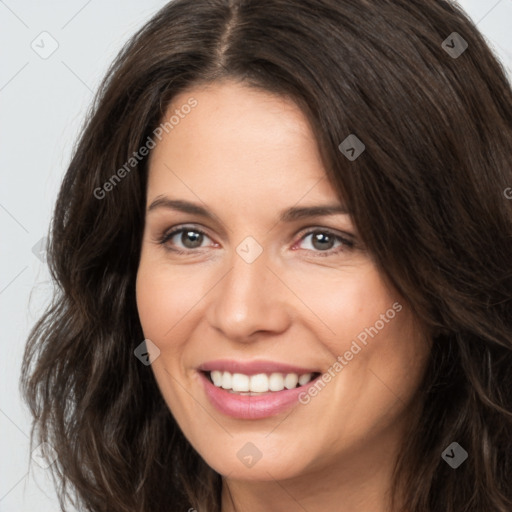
[1,1,511,510]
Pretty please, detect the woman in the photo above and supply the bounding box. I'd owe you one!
[20,1,512,511]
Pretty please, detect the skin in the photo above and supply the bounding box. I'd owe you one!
[136,79,432,512]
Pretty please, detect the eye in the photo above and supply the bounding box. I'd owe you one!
[157,225,355,257]
[294,229,354,256]
[158,226,214,253]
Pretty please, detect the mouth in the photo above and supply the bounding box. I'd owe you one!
[201,370,321,395]
[196,359,323,419]
[196,361,323,419]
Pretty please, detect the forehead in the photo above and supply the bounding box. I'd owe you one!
[146,80,340,207]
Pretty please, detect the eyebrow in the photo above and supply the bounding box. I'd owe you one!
[147,197,350,222]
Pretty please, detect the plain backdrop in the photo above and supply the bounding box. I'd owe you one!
[1,1,511,510]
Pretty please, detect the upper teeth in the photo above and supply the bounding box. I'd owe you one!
[209,371,315,393]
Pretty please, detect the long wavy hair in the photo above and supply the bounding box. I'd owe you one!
[20,0,512,510]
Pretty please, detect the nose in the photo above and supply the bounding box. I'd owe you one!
[206,243,291,343]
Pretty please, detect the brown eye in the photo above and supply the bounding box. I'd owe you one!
[311,232,336,251]
[296,229,354,256]
[159,226,212,252]
[178,230,204,249]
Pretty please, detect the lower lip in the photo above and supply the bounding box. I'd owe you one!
[198,371,320,420]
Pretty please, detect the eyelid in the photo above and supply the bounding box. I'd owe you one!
[157,224,214,248]
[292,227,355,256]
[294,225,355,244]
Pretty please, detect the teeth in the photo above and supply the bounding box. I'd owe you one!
[208,371,316,393]
[284,373,298,389]
[249,373,269,392]
[232,373,250,392]
[269,373,284,391]
[211,370,223,387]
[298,373,312,386]
[221,372,232,389]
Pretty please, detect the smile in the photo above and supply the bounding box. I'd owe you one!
[196,360,322,419]
[206,370,318,394]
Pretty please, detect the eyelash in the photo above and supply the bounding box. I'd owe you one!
[156,225,355,257]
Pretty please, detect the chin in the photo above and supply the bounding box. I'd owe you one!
[198,440,311,482]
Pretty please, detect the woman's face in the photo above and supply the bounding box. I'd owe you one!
[136,80,431,481]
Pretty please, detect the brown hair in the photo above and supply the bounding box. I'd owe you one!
[20,0,512,510]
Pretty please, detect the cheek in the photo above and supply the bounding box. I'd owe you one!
[135,255,204,342]
[135,260,199,415]
[136,266,175,341]
[295,264,397,355]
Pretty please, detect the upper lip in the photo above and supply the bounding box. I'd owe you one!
[197,359,320,376]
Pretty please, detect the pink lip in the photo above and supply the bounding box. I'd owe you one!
[197,359,319,376]
[198,370,321,420]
